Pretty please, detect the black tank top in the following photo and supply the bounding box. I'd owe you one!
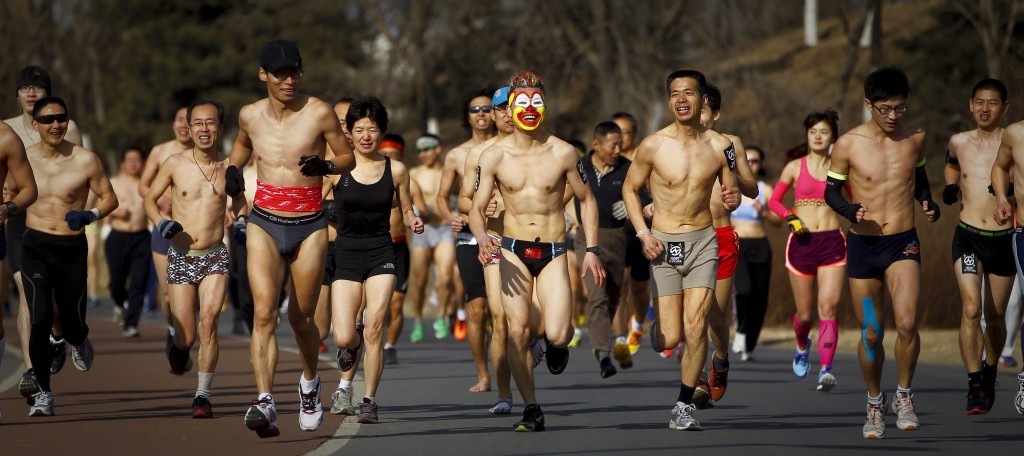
[334,157,395,238]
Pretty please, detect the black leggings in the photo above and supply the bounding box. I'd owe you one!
[228,235,290,334]
[22,229,89,392]
[105,230,152,329]
[734,237,772,353]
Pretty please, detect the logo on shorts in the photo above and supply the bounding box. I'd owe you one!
[902,239,920,256]
[523,247,542,259]
[961,253,978,274]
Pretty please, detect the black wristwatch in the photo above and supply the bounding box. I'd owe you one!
[4,201,17,216]
[585,245,602,256]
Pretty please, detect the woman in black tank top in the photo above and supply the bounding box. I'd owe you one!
[328,97,423,423]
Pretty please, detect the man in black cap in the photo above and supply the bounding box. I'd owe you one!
[3,65,84,403]
[226,39,355,438]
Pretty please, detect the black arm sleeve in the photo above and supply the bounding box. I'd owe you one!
[825,175,862,223]
[914,165,933,203]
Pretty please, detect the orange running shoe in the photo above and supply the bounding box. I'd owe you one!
[454,319,468,341]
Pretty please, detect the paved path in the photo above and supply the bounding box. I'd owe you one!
[3,302,1024,455]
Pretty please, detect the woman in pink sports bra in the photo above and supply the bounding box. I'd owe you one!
[768,110,847,393]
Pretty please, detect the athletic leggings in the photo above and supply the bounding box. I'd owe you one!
[105,230,152,329]
[22,229,89,392]
[734,237,772,353]
[228,235,290,333]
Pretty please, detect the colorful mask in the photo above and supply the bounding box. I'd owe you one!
[511,90,545,131]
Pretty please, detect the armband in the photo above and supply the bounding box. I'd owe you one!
[724,144,737,171]
[576,159,588,183]
[945,146,958,166]
[824,172,862,223]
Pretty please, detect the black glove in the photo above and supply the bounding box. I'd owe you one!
[299,155,337,177]
[232,217,247,244]
[156,219,183,240]
[225,165,245,197]
[65,210,97,231]
[923,199,941,221]
[323,199,338,224]
[942,184,959,205]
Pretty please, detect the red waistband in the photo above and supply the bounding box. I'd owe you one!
[254,180,323,212]
[715,225,735,234]
[392,235,407,243]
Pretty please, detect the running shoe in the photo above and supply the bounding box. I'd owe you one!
[384,346,399,365]
[434,317,450,340]
[693,377,715,410]
[298,376,323,431]
[731,332,746,355]
[1015,372,1024,415]
[649,320,664,352]
[659,347,675,359]
[627,328,642,355]
[112,304,124,324]
[330,388,356,415]
[50,335,67,374]
[19,370,39,405]
[513,404,545,432]
[792,338,810,379]
[167,343,192,376]
[983,364,997,412]
[546,341,569,375]
[965,384,988,415]
[613,340,633,369]
[357,399,379,424]
[245,396,280,438]
[708,357,729,401]
[489,398,513,415]
[599,357,617,379]
[741,351,753,362]
[122,327,140,338]
[891,391,919,430]
[669,402,701,431]
[337,347,358,372]
[1001,355,1018,368]
[192,395,213,419]
[567,328,582,348]
[29,391,53,417]
[816,367,837,393]
[453,318,468,341]
[530,338,545,367]
[410,321,424,343]
[71,338,94,372]
[862,395,887,439]
[318,342,328,353]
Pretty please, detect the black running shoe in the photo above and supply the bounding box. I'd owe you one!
[19,369,39,405]
[384,347,398,365]
[167,343,192,376]
[50,335,67,375]
[966,384,988,415]
[650,320,665,352]
[192,395,214,418]
[983,364,997,412]
[546,341,569,375]
[513,404,545,432]
[599,357,617,379]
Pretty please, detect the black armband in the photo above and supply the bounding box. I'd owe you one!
[914,159,932,202]
[824,172,862,223]
[945,146,959,166]
[724,144,737,171]
[576,159,588,183]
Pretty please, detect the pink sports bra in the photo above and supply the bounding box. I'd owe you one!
[769,156,828,218]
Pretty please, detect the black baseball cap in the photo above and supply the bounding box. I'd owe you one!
[260,39,302,73]
[16,65,51,94]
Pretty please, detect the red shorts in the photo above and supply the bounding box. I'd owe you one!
[716,225,739,280]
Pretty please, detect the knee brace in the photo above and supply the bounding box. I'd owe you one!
[861,298,882,361]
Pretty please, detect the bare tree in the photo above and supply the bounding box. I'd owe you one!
[805,0,818,46]
[949,0,1022,78]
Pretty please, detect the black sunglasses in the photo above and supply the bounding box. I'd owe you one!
[34,113,69,124]
[468,106,493,114]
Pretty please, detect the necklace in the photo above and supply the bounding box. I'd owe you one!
[192,148,220,192]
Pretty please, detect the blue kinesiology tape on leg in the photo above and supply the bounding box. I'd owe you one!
[861,297,882,361]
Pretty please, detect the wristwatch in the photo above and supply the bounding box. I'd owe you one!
[585,245,602,256]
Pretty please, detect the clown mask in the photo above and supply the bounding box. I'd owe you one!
[511,89,545,131]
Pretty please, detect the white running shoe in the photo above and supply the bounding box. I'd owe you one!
[489,398,513,415]
[245,396,280,438]
[891,391,919,430]
[816,367,837,392]
[862,396,887,439]
[29,391,54,417]
[731,333,746,354]
[298,376,324,431]
[330,387,357,415]
[72,338,94,372]
[669,402,701,431]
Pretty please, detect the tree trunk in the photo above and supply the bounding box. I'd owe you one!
[804,0,818,46]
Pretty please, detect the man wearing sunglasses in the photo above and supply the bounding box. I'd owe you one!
[21,96,118,416]
[3,65,84,406]
[826,67,939,439]
[436,86,497,392]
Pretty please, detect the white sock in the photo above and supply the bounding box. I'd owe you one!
[867,392,884,405]
[259,392,274,403]
[457,309,467,321]
[615,336,627,344]
[383,343,394,350]
[196,372,213,398]
[896,385,912,396]
[300,374,319,393]
[364,396,375,403]
[338,379,353,391]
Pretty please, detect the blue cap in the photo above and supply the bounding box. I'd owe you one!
[492,87,510,108]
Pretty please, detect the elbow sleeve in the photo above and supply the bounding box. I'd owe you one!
[825,172,861,223]
[914,159,933,203]
[768,180,792,218]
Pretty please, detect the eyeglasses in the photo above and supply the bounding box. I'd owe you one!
[190,119,218,128]
[18,85,45,95]
[871,103,908,116]
[270,69,303,81]
[468,106,493,114]
[34,113,69,124]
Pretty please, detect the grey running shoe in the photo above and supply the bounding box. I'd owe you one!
[530,338,545,368]
[50,335,67,375]
[489,398,513,415]
[19,369,40,405]
[298,376,323,431]
[72,338,94,372]
[357,399,379,424]
[384,346,398,365]
[863,395,887,439]
[669,402,701,430]
[816,367,837,393]
[1014,372,1024,415]
[891,391,919,430]
[245,396,280,438]
[330,388,357,415]
[29,391,54,417]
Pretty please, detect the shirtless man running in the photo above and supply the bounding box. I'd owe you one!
[471,71,605,432]
[106,147,152,338]
[226,39,354,438]
[623,69,739,431]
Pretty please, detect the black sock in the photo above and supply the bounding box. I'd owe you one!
[713,353,729,371]
[678,383,696,404]
[968,371,983,387]
[982,363,997,380]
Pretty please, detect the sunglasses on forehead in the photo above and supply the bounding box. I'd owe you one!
[468,106,493,114]
[34,113,69,124]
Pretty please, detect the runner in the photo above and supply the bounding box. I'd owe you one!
[379,133,410,365]
[470,71,605,431]
[826,67,939,438]
[622,69,739,431]
[22,96,118,416]
[768,110,847,391]
[144,100,246,418]
[611,112,650,356]
[226,39,355,438]
[106,146,152,338]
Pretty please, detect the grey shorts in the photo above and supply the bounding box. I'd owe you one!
[167,242,229,285]
[412,223,453,248]
[248,206,327,256]
[650,226,719,297]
